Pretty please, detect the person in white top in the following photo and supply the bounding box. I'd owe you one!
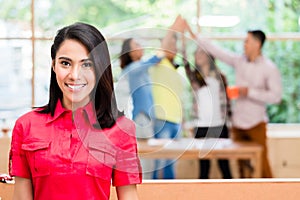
[185,48,232,179]
[186,22,282,178]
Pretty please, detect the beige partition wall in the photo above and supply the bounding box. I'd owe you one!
[110,179,300,200]
[2,179,300,200]
[0,136,10,174]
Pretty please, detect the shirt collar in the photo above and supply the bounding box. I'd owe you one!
[46,99,98,125]
[45,100,67,123]
[255,55,264,63]
[161,58,177,69]
[75,101,98,125]
[246,54,263,63]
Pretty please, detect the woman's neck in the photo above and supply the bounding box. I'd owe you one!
[62,100,90,111]
[200,64,210,77]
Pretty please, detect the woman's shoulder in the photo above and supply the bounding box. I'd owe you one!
[114,116,135,136]
[122,61,142,75]
[15,108,48,126]
[115,116,135,128]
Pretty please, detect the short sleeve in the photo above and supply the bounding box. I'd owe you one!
[112,118,142,186]
[9,118,31,179]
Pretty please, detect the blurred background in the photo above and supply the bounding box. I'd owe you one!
[0,0,299,129]
[0,0,300,178]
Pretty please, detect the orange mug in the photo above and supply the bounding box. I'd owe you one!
[226,86,239,100]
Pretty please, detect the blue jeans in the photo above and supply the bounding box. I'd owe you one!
[152,119,181,179]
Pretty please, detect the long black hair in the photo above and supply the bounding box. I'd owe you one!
[119,38,133,69]
[38,22,122,128]
[193,50,217,88]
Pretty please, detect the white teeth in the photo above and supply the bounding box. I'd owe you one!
[66,84,86,90]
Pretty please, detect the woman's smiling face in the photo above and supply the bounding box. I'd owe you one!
[53,39,96,110]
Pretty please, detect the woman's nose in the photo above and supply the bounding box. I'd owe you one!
[69,66,80,79]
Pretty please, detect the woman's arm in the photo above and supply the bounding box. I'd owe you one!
[185,19,240,68]
[116,184,139,200]
[161,15,185,53]
[13,176,33,200]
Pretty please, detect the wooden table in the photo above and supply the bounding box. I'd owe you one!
[138,138,263,178]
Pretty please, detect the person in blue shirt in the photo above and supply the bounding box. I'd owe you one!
[118,16,186,140]
[120,38,162,130]
[118,16,185,179]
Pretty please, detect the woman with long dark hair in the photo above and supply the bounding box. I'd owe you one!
[10,22,142,200]
[185,48,232,179]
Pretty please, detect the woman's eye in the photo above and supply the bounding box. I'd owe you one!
[61,61,71,67]
[82,62,93,68]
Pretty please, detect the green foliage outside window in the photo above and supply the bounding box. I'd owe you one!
[0,0,299,123]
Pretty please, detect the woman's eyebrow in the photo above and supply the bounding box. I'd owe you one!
[58,56,72,61]
[81,58,92,62]
[58,57,91,62]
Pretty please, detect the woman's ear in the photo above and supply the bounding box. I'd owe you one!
[52,60,55,72]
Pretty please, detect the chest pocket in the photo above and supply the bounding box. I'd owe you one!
[21,141,51,177]
[86,142,117,181]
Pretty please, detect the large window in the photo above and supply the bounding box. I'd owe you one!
[0,0,299,128]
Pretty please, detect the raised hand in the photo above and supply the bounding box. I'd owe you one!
[170,15,186,33]
[184,19,197,39]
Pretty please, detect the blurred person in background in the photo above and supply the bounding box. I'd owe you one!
[184,48,232,179]
[187,21,282,178]
[118,16,186,179]
[149,16,186,179]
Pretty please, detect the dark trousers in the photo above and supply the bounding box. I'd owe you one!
[194,125,232,179]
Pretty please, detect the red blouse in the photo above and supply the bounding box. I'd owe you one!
[9,100,142,200]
